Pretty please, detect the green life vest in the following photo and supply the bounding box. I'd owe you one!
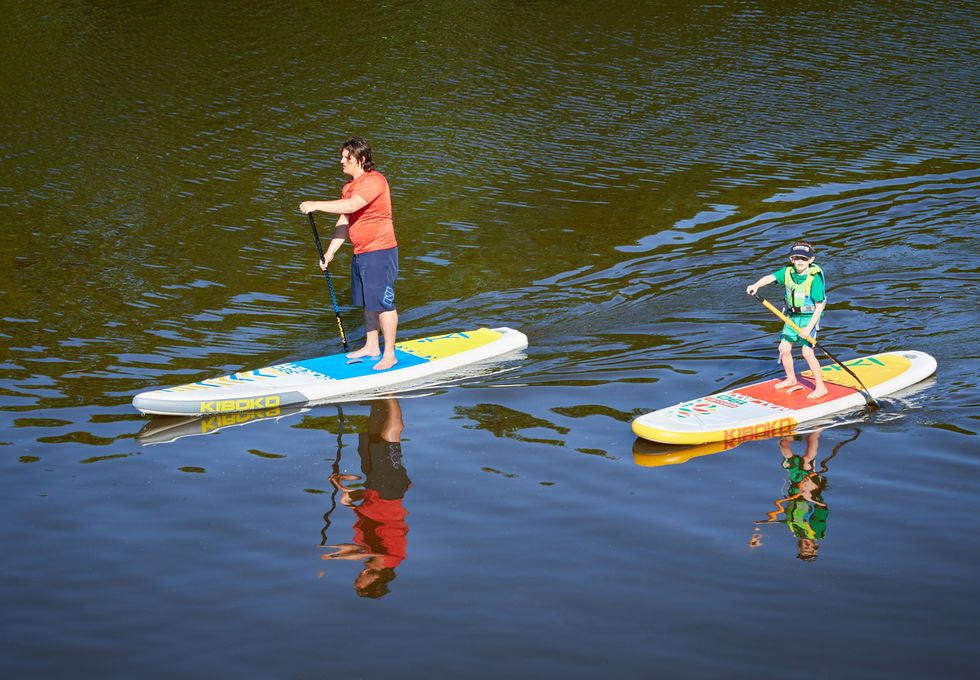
[784,264,824,314]
[786,500,829,540]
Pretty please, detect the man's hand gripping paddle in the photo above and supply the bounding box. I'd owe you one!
[307,213,352,355]
[750,293,879,408]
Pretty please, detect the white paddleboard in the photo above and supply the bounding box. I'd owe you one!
[632,351,937,445]
[133,326,528,416]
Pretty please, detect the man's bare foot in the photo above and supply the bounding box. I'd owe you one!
[347,347,380,360]
[774,377,798,390]
[372,354,397,371]
[807,386,829,400]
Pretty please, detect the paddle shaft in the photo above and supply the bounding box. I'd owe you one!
[752,294,878,407]
[308,213,349,352]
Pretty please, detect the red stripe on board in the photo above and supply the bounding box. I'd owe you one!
[734,377,855,410]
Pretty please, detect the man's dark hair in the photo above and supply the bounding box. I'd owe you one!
[355,567,397,598]
[342,137,376,172]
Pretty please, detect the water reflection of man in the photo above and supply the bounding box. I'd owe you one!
[752,430,829,561]
[322,398,410,598]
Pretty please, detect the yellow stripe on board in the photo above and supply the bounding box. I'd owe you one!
[804,353,911,390]
[163,366,292,393]
[396,328,502,361]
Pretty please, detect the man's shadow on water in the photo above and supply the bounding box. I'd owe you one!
[749,428,861,561]
[319,398,410,599]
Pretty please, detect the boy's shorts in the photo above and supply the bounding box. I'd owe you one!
[781,314,817,348]
[351,246,398,312]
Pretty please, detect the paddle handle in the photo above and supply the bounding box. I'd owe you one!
[757,296,817,344]
[308,212,327,262]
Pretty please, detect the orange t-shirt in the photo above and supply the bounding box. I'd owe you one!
[342,171,397,254]
[353,490,408,568]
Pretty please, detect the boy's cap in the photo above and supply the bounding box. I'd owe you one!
[788,244,815,259]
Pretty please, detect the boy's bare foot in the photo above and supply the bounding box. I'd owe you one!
[807,386,829,400]
[372,354,397,371]
[347,347,380,360]
[774,377,798,390]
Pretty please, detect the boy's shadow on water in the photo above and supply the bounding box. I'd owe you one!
[319,398,410,599]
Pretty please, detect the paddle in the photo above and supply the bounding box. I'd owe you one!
[307,213,350,352]
[750,293,879,408]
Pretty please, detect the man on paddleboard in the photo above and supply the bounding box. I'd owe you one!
[300,137,399,371]
[746,241,828,399]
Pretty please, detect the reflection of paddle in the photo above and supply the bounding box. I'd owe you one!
[307,213,350,352]
[818,427,861,473]
[751,294,878,408]
[320,405,346,546]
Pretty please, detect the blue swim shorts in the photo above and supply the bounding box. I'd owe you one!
[351,246,398,312]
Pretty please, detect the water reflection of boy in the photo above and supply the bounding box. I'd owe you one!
[780,432,829,561]
[752,431,829,561]
[324,398,410,598]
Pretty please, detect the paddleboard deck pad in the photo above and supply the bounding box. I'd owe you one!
[632,351,936,445]
[133,327,528,416]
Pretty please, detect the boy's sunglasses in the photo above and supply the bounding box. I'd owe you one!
[790,256,810,262]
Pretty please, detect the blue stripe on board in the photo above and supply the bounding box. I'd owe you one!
[293,348,430,380]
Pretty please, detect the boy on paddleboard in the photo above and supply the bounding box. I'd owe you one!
[300,137,399,370]
[746,241,828,399]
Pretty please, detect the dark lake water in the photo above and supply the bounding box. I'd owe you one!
[2,2,978,677]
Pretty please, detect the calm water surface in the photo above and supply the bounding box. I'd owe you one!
[2,1,978,677]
